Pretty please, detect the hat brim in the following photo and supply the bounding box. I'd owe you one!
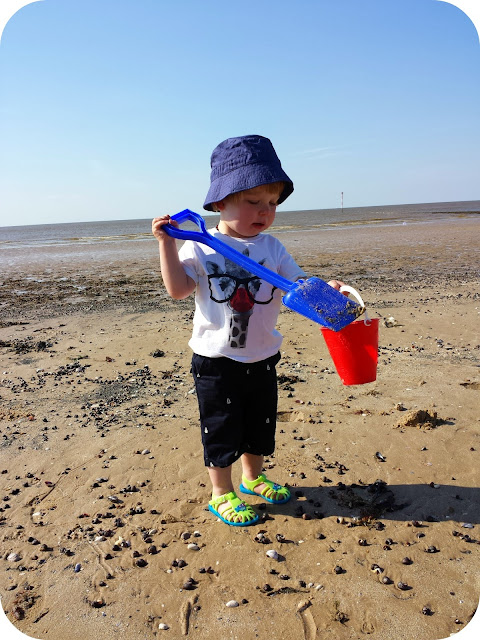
[203,163,293,212]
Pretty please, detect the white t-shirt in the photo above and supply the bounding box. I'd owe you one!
[178,228,306,363]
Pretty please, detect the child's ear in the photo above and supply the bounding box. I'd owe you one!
[215,200,226,212]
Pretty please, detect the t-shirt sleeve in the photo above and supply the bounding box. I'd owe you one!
[276,242,306,282]
[178,240,201,284]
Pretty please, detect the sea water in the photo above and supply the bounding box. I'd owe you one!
[1,200,479,273]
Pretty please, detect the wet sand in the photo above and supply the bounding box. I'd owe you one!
[1,218,479,639]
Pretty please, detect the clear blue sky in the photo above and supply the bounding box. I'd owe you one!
[0,0,479,226]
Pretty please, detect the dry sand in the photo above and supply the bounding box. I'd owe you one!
[1,218,479,639]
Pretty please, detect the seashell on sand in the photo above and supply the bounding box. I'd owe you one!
[226,600,239,608]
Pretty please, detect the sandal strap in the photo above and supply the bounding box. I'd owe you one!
[242,474,289,498]
[209,491,256,523]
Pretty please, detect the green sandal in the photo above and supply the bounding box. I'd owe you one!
[239,474,291,504]
[208,491,259,527]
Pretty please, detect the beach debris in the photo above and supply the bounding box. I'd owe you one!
[158,623,169,630]
[74,563,81,573]
[396,582,410,591]
[182,578,196,591]
[383,316,400,328]
[375,451,386,462]
[332,479,402,518]
[399,409,439,429]
[12,607,25,620]
[226,600,239,608]
[333,565,344,574]
[7,552,21,562]
[425,545,439,553]
[462,523,474,528]
[187,543,200,551]
[198,566,214,574]
[460,381,480,390]
[382,576,393,585]
[422,606,433,616]
[402,557,413,565]
[395,402,407,411]
[266,549,279,560]
[370,564,383,574]
[135,558,148,567]
[150,349,165,358]
[91,598,105,608]
[297,600,312,613]
[172,558,187,568]
[254,532,270,544]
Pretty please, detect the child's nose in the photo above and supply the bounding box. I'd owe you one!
[259,202,275,214]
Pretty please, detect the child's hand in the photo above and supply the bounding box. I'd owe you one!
[152,216,178,242]
[327,280,349,295]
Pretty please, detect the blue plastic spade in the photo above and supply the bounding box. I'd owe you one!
[164,209,364,331]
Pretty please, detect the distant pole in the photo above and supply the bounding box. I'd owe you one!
[341,191,343,213]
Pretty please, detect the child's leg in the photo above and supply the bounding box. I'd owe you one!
[208,465,234,498]
[191,354,259,525]
[240,452,264,480]
[241,452,286,502]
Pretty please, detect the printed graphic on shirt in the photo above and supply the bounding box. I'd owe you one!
[206,250,276,348]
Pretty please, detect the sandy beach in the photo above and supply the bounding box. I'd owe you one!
[1,217,479,640]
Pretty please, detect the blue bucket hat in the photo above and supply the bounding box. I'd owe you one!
[203,135,294,211]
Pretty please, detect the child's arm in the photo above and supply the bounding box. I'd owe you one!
[152,216,196,300]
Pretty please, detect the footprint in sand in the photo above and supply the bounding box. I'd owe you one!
[297,600,317,640]
[361,618,376,634]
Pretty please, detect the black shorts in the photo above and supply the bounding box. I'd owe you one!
[191,352,281,468]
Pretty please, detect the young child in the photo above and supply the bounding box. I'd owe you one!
[152,135,344,526]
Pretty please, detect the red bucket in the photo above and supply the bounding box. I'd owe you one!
[320,287,378,385]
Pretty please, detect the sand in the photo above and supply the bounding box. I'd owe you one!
[1,218,479,639]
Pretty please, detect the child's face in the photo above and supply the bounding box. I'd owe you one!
[217,185,281,238]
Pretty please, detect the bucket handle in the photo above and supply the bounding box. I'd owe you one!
[339,286,371,324]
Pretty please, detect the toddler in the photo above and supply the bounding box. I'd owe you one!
[152,135,344,526]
